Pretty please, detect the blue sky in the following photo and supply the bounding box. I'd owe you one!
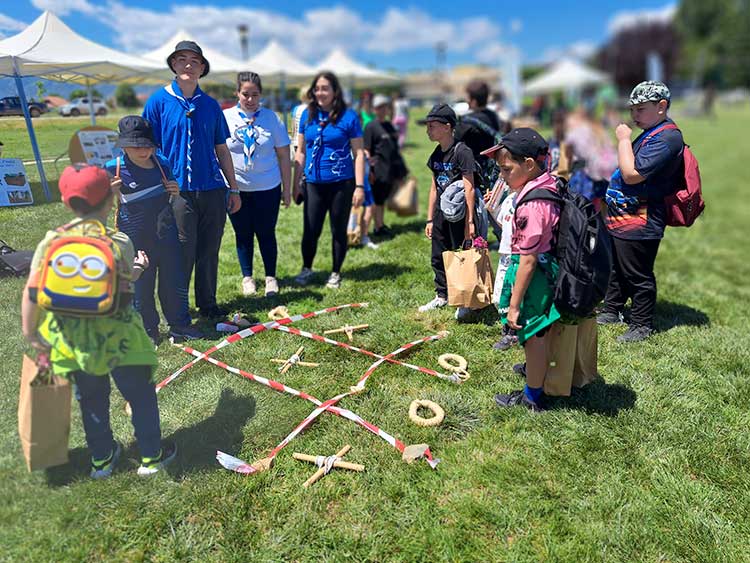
[1,0,676,72]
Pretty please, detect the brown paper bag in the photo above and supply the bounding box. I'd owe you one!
[442,247,494,309]
[18,355,72,471]
[386,176,418,217]
[572,317,598,388]
[544,322,577,397]
[347,206,363,247]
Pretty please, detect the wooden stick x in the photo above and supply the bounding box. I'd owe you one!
[323,324,369,342]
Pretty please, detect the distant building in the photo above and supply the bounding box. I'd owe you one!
[44,96,68,109]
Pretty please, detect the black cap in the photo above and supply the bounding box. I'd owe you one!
[167,40,210,78]
[481,127,548,162]
[116,116,157,148]
[417,103,457,127]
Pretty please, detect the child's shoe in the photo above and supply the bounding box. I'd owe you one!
[361,235,379,249]
[596,311,624,325]
[326,272,342,289]
[242,277,256,296]
[494,390,544,412]
[418,296,448,312]
[90,441,122,480]
[492,333,518,351]
[617,325,653,343]
[169,324,204,342]
[137,442,177,476]
[265,276,279,296]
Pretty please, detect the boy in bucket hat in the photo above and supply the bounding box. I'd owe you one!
[599,81,684,342]
[105,116,203,345]
[21,165,177,478]
[418,103,477,313]
[144,40,241,320]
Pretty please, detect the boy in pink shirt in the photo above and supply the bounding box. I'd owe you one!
[492,128,561,411]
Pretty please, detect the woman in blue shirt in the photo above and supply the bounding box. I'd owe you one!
[292,71,365,289]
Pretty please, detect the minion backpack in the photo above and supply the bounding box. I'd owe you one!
[29,219,133,316]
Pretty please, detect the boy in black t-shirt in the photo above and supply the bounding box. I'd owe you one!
[600,81,684,342]
[418,104,476,312]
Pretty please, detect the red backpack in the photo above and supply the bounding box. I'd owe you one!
[641,123,705,227]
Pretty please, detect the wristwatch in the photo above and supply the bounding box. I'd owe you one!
[228,188,240,194]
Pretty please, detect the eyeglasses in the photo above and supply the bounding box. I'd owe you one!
[50,253,108,280]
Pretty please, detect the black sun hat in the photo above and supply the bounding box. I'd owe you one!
[417,103,457,127]
[481,127,548,164]
[167,40,210,78]
[116,115,157,148]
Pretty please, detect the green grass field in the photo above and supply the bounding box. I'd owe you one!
[1,106,749,562]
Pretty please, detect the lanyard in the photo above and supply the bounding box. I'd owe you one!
[237,104,261,167]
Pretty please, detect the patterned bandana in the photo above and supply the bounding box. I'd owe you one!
[165,80,202,189]
[307,112,330,176]
[237,104,261,168]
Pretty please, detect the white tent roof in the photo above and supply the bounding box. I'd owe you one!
[0,11,163,84]
[524,58,609,95]
[247,40,314,79]
[316,48,398,86]
[142,29,246,77]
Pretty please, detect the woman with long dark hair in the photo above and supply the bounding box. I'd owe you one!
[292,71,365,289]
[224,71,291,297]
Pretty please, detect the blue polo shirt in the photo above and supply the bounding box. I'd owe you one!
[300,107,362,184]
[143,81,230,192]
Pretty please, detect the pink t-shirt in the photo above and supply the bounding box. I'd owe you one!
[511,172,560,255]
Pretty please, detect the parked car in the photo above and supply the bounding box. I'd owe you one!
[0,96,48,118]
[59,97,108,117]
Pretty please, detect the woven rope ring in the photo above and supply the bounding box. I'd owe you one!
[408,399,445,427]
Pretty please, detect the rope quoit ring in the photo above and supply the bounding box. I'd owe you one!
[438,353,468,375]
[408,399,445,427]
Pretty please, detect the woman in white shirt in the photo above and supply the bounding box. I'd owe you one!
[224,71,291,296]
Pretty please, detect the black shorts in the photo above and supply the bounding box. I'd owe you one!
[371,180,394,206]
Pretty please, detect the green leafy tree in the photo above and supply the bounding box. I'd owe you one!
[115,83,139,108]
[69,88,103,99]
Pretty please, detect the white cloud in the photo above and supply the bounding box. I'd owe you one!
[0,13,27,37]
[510,19,522,34]
[30,0,97,16]
[539,40,598,63]
[608,3,677,35]
[475,41,507,65]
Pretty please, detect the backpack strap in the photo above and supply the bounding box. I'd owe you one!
[151,155,170,186]
[517,187,563,207]
[461,115,503,144]
[636,123,679,154]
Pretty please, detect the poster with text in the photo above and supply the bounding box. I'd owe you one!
[0,159,34,207]
[77,130,121,167]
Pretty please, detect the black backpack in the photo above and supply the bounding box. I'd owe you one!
[516,178,612,317]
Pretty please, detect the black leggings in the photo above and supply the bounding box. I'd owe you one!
[301,179,355,273]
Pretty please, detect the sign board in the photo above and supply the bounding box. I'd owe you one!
[76,130,121,167]
[0,158,34,207]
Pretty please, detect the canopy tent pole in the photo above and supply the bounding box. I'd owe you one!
[87,79,96,126]
[12,57,51,202]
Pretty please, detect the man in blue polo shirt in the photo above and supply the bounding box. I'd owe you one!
[144,40,241,319]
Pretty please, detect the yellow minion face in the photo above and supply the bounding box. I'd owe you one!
[43,242,112,311]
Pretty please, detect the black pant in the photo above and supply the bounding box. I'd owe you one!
[431,209,466,299]
[228,187,281,277]
[602,236,661,328]
[301,179,355,273]
[171,189,227,311]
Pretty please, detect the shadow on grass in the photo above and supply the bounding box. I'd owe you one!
[382,219,424,238]
[44,389,255,485]
[166,388,256,478]
[345,262,413,282]
[654,300,710,332]
[545,378,637,417]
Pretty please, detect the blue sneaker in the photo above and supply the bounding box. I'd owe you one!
[90,441,122,480]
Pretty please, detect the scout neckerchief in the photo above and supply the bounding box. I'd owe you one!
[165,80,202,190]
[306,110,330,177]
[236,104,261,168]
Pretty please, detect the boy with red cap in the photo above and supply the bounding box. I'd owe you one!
[21,165,176,478]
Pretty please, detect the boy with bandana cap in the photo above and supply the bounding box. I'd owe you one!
[599,81,684,342]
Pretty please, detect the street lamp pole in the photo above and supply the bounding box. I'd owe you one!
[238,24,249,61]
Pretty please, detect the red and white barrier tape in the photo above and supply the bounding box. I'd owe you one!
[157,303,367,392]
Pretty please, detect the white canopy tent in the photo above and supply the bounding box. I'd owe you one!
[0,11,166,200]
[247,40,315,82]
[315,48,398,88]
[142,29,248,82]
[524,58,610,96]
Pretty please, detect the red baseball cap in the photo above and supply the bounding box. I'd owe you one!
[58,165,111,207]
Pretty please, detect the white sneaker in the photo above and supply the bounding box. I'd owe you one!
[326,272,342,289]
[294,267,314,286]
[362,235,379,250]
[418,296,448,312]
[241,277,256,296]
[265,276,279,296]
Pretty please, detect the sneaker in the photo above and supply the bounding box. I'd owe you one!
[373,225,393,238]
[326,272,342,289]
[90,441,122,480]
[242,277,256,296]
[494,390,545,412]
[137,441,177,476]
[199,305,228,319]
[597,311,624,325]
[512,363,527,378]
[418,296,448,313]
[169,324,205,341]
[492,333,519,351]
[265,276,279,296]
[361,235,379,250]
[454,307,474,322]
[146,327,162,348]
[294,267,314,286]
[617,325,654,343]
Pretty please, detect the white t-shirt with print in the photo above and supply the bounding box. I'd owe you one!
[224,106,291,192]
[498,190,518,255]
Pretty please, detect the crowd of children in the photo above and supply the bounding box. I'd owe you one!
[20,54,687,476]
